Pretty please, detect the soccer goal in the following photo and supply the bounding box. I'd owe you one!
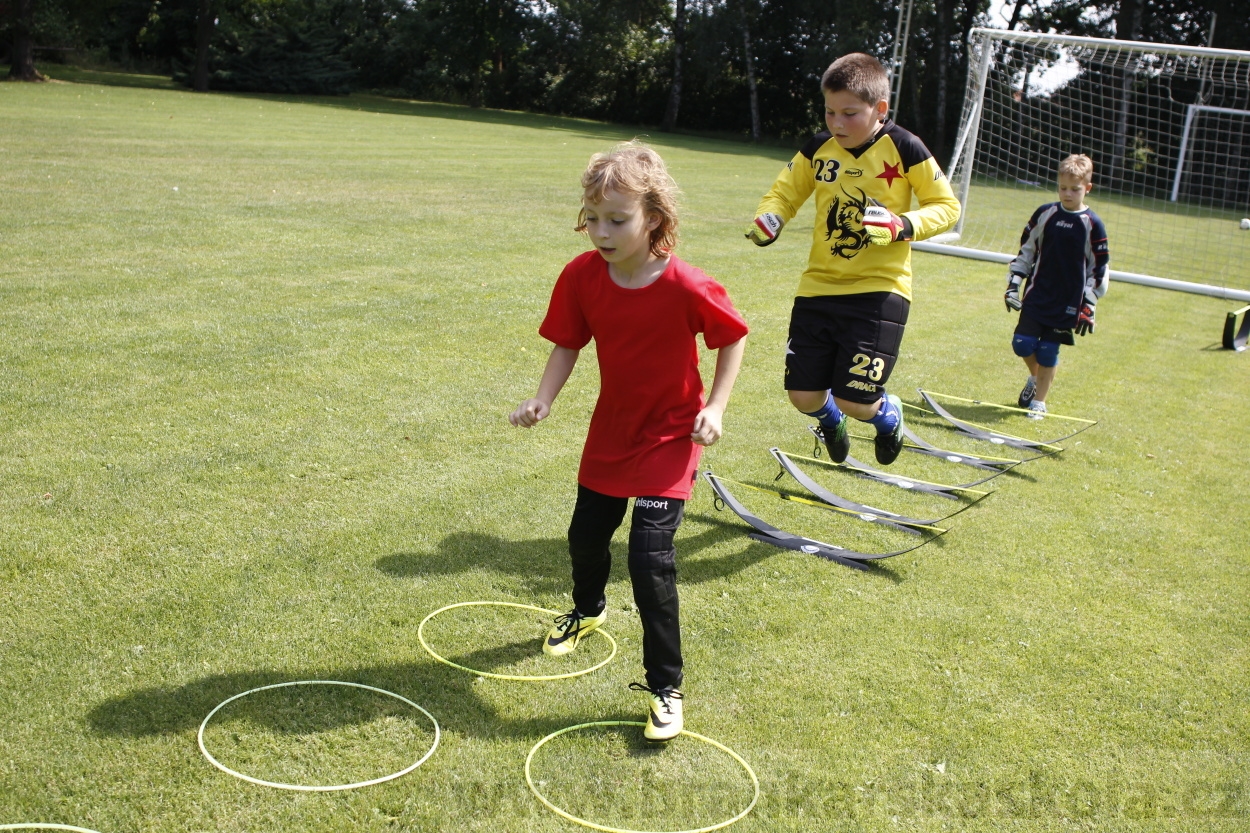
[920,28,1250,303]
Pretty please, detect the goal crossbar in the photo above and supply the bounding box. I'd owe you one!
[941,28,1250,299]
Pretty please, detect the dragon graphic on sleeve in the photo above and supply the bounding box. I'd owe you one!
[824,186,871,259]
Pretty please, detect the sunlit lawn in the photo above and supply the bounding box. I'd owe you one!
[1,73,1246,832]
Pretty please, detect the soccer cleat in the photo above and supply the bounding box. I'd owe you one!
[873,394,905,466]
[815,418,850,464]
[1017,377,1037,408]
[1027,400,1047,420]
[543,608,606,657]
[629,683,683,742]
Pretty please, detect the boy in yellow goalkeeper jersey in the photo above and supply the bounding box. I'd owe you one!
[747,53,959,465]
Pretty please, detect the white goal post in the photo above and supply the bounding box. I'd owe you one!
[921,28,1250,302]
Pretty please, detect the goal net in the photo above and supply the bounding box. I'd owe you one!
[928,28,1250,301]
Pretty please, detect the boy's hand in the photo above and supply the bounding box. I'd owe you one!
[1004,273,1025,311]
[1075,289,1097,336]
[509,398,550,428]
[745,213,784,246]
[691,406,724,446]
[862,202,908,245]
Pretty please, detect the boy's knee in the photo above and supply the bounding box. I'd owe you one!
[628,532,677,607]
[1034,339,1060,367]
[628,528,676,568]
[1012,333,1039,358]
[788,389,826,413]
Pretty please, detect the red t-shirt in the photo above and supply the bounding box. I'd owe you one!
[540,251,749,500]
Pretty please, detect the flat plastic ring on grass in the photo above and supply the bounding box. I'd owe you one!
[0,826,105,832]
[197,680,440,791]
[418,601,617,681]
[525,720,759,833]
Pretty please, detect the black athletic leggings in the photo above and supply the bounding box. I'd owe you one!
[567,484,685,691]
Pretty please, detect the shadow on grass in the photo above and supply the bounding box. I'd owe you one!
[33,63,792,160]
[87,527,880,742]
[375,521,789,592]
[86,646,640,743]
[685,511,909,584]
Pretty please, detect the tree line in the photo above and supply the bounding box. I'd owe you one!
[4,0,1248,161]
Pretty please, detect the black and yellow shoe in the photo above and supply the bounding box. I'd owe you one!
[630,682,684,742]
[542,608,606,657]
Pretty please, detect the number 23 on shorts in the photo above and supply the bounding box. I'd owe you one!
[849,352,885,381]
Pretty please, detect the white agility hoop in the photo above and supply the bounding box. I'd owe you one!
[0,826,105,832]
[418,601,617,681]
[197,680,440,791]
[525,720,759,833]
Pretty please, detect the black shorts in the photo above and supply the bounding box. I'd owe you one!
[785,292,909,404]
[1015,312,1075,346]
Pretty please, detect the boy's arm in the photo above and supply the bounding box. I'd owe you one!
[691,336,746,446]
[509,345,579,427]
[746,150,817,246]
[1005,205,1048,308]
[1076,215,1111,336]
[900,158,960,241]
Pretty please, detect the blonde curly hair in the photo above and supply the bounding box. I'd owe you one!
[576,141,680,256]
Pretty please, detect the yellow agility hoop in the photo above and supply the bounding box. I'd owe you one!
[197,680,440,791]
[525,720,759,833]
[418,601,617,681]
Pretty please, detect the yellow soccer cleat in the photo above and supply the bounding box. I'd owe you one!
[630,682,684,742]
[543,608,607,657]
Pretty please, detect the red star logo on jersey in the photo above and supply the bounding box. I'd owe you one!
[877,162,903,187]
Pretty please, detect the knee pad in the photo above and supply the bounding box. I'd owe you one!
[628,529,676,571]
[628,530,677,606]
[1034,339,1060,367]
[1012,333,1039,358]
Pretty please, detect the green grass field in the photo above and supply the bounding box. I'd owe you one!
[1,72,1247,832]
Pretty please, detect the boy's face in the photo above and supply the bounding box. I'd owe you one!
[1057,173,1093,210]
[824,89,888,149]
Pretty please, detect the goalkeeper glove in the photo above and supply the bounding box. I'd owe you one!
[1004,273,1025,312]
[1075,289,1097,336]
[745,213,784,246]
[861,201,909,246]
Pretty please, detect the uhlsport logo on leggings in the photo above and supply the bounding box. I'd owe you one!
[636,498,669,510]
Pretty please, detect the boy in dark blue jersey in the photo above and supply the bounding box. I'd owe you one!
[1004,154,1109,418]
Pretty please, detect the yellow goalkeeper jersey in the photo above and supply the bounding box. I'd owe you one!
[754,120,960,301]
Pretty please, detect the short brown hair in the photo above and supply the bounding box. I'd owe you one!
[821,53,890,107]
[1058,153,1094,183]
[576,141,680,256]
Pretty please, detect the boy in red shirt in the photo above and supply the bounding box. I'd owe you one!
[510,142,748,741]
